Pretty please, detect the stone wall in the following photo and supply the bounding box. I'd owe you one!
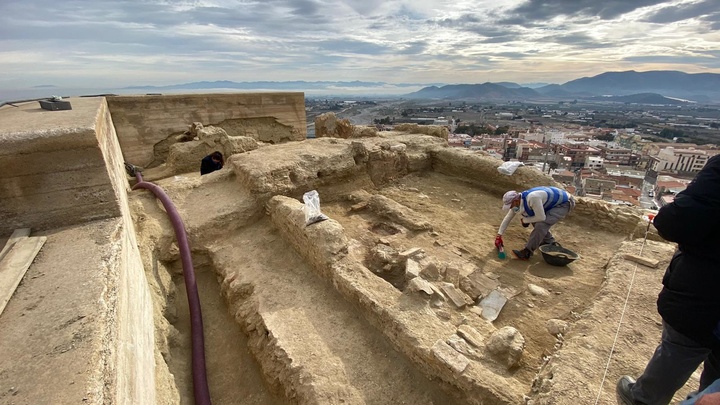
[107,93,307,168]
[432,148,559,196]
[0,97,160,403]
[0,98,122,235]
[95,99,160,404]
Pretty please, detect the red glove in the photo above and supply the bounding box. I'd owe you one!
[495,235,504,249]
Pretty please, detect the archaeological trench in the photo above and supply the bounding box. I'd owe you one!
[0,93,692,405]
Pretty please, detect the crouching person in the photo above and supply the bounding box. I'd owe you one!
[496,186,575,260]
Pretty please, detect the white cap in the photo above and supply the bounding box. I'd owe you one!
[502,190,519,210]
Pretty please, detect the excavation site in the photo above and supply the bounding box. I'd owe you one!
[0,93,696,404]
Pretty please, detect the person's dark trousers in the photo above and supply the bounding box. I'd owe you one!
[632,322,720,404]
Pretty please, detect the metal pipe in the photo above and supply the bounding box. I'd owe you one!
[129,165,211,405]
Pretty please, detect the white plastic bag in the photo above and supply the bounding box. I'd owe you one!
[497,161,524,176]
[303,190,329,226]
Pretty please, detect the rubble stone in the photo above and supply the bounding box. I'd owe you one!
[440,283,469,309]
[431,340,469,374]
[546,319,569,337]
[487,326,525,369]
[528,284,551,297]
[457,325,484,348]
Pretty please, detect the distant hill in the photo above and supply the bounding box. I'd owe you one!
[116,70,720,103]
[404,82,541,100]
[404,71,720,103]
[589,93,690,105]
[123,80,415,91]
[543,70,720,103]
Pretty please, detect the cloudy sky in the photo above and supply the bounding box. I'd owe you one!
[1,0,719,91]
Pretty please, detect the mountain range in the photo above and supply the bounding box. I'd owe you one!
[121,70,720,104]
[405,70,720,104]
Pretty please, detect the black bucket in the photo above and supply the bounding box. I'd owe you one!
[538,245,579,266]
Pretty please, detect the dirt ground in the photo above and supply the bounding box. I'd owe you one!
[322,171,624,388]
[134,165,704,404]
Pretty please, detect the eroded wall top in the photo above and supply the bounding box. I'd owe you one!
[107,92,307,168]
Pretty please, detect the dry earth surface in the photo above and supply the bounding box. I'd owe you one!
[0,132,702,405]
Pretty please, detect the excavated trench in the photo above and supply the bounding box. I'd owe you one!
[167,261,288,405]
[126,134,633,404]
[131,176,474,404]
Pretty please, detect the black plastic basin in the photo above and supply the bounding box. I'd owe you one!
[539,245,580,266]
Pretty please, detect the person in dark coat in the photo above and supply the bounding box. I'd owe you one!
[200,151,224,175]
[618,154,720,405]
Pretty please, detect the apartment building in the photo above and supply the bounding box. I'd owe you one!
[585,156,604,170]
[649,147,713,174]
[557,144,602,168]
[596,145,640,166]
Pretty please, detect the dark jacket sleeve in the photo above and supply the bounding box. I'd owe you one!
[653,155,720,248]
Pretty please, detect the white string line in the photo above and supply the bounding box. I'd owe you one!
[594,229,650,405]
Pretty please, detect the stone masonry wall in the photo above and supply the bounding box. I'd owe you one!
[432,148,559,196]
[107,93,307,168]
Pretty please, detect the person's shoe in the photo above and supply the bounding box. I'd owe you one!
[616,376,644,405]
[512,248,532,260]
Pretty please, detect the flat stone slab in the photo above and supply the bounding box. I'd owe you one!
[623,253,660,268]
[0,236,46,318]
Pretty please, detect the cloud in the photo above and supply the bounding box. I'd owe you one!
[644,0,720,24]
[503,0,671,23]
[0,0,718,88]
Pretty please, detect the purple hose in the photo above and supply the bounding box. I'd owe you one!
[133,171,211,405]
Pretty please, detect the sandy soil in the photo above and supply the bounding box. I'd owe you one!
[133,163,699,404]
[320,171,624,389]
[168,266,288,405]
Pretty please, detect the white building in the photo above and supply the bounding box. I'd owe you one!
[585,156,604,170]
[650,147,714,174]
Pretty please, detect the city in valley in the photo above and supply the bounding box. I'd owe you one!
[307,96,720,211]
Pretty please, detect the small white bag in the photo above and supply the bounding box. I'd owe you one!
[302,190,329,226]
[497,161,524,176]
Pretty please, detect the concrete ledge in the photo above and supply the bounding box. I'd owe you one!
[0,97,123,235]
[0,220,121,404]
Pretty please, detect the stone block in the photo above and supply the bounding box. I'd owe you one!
[457,325,484,348]
[399,247,423,259]
[444,264,460,286]
[447,334,480,360]
[440,283,469,309]
[405,259,420,280]
[406,277,434,296]
[431,340,469,374]
[623,254,660,268]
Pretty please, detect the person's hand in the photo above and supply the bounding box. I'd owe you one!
[521,218,529,228]
[495,235,504,248]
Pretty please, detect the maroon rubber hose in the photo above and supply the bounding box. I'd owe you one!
[132,171,211,405]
